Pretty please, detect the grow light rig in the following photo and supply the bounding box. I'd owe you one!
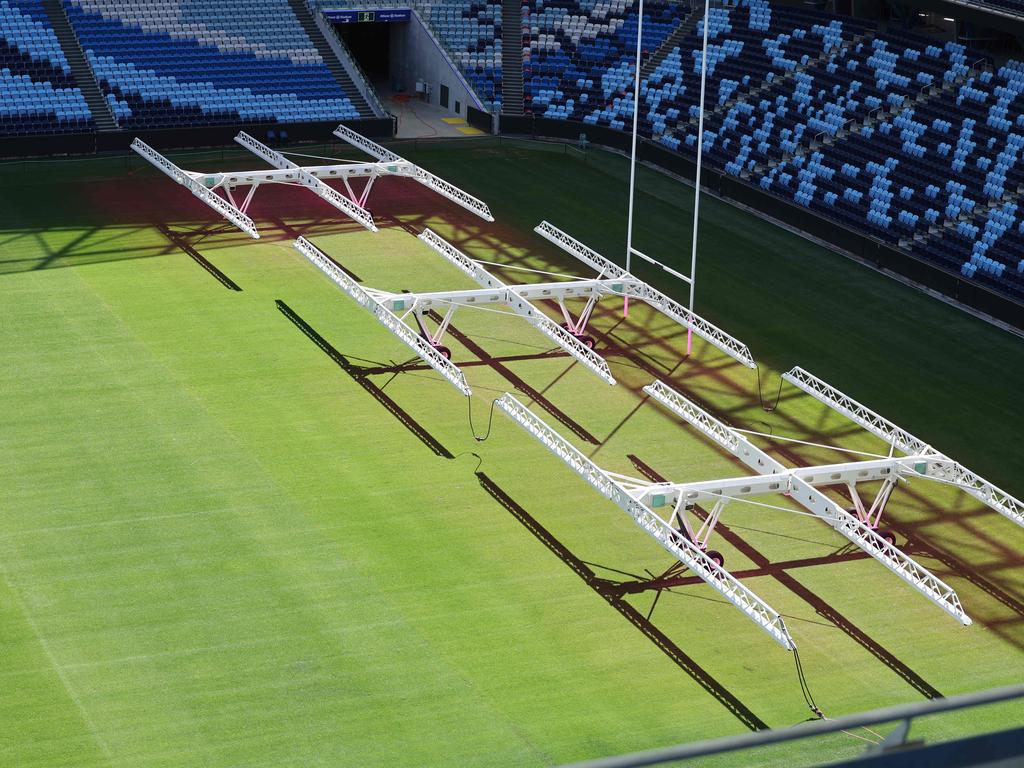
[641,378,973,628]
[498,371,1009,649]
[131,125,493,238]
[495,392,797,650]
[782,367,1024,530]
[294,223,756,397]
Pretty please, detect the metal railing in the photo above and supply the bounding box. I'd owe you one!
[307,0,389,118]
[563,683,1024,767]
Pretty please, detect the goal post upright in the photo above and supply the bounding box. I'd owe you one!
[625,0,712,355]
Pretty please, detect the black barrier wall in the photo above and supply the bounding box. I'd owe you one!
[500,115,1024,331]
[0,117,394,160]
[467,107,494,134]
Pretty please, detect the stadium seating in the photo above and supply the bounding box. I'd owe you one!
[564,2,1020,299]
[523,0,680,124]
[745,44,1024,298]
[3,0,1023,299]
[0,0,94,135]
[639,1,872,148]
[422,0,502,109]
[64,0,363,128]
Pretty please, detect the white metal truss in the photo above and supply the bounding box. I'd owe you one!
[132,138,260,238]
[234,131,377,231]
[643,379,972,626]
[291,223,761,396]
[533,221,757,369]
[294,236,471,395]
[416,229,616,385]
[131,125,493,239]
[783,367,1024,529]
[495,392,796,650]
[331,125,494,221]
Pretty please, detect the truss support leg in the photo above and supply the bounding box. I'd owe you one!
[848,483,868,523]
[554,297,599,348]
[695,498,727,549]
[340,177,361,205]
[240,184,259,214]
[431,305,457,345]
[409,306,456,359]
[577,294,599,331]
[557,298,575,331]
[358,176,377,209]
[867,477,898,530]
[846,478,897,530]
[668,497,697,543]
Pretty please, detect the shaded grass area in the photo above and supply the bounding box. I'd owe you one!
[0,140,1021,767]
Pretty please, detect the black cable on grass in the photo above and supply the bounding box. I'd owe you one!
[793,647,825,720]
[467,395,500,442]
[755,364,786,412]
[794,648,882,745]
[452,451,484,474]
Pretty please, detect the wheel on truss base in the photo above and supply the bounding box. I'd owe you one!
[876,529,897,547]
[580,335,596,349]
[706,550,725,568]
[435,345,452,360]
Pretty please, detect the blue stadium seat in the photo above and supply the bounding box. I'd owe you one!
[0,0,94,135]
[63,0,363,129]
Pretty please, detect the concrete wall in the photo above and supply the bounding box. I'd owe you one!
[388,13,481,116]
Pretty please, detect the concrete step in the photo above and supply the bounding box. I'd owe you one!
[286,0,375,117]
[501,0,523,114]
[41,0,117,131]
[639,3,700,81]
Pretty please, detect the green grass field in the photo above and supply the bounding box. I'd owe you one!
[1,139,1021,767]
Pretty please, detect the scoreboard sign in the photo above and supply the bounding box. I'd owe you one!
[322,8,411,22]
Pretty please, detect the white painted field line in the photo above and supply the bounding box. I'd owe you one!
[0,506,238,541]
[0,562,115,763]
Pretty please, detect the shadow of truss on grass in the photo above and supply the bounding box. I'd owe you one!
[475,469,772,733]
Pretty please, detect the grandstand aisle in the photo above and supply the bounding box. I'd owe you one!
[41,0,116,129]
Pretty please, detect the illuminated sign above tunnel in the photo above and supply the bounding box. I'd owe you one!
[322,8,411,22]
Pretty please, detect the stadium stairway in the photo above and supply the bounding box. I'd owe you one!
[286,0,374,117]
[639,1,700,82]
[500,0,523,114]
[41,0,117,131]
